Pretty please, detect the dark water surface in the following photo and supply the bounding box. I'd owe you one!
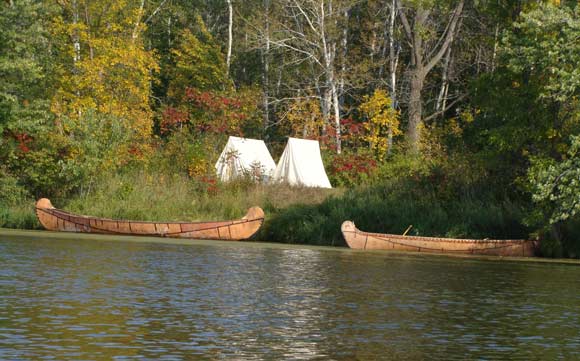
[1,232,579,360]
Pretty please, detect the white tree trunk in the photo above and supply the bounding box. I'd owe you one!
[72,0,80,64]
[492,23,499,72]
[387,0,398,154]
[261,0,271,130]
[226,0,233,75]
[132,0,146,41]
[436,47,452,114]
[331,78,341,153]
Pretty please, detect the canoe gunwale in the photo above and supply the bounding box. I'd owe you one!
[35,206,259,226]
[344,228,529,245]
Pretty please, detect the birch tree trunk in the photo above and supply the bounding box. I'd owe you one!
[436,47,452,115]
[387,0,399,154]
[268,0,352,152]
[320,0,341,153]
[338,9,349,107]
[261,0,271,130]
[132,0,146,42]
[72,0,80,64]
[226,0,233,75]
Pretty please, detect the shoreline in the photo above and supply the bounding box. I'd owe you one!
[2,227,579,266]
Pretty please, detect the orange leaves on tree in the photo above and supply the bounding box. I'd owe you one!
[181,87,259,136]
[13,133,32,153]
[160,107,189,134]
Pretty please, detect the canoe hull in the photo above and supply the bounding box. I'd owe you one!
[341,221,538,257]
[35,198,264,241]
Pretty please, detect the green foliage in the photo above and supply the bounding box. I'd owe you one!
[153,130,219,179]
[0,203,39,230]
[264,168,529,246]
[62,169,338,227]
[503,4,580,104]
[0,171,30,206]
[0,0,53,126]
[168,17,232,98]
[530,136,580,224]
[58,110,140,195]
[476,3,580,161]
[0,169,38,230]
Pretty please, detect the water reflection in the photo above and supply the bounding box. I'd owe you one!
[1,237,579,360]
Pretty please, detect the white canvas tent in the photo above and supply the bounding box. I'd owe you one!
[215,136,276,182]
[273,137,332,188]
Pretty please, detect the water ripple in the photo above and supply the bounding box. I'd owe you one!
[1,237,579,360]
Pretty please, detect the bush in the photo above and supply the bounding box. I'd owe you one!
[0,171,30,205]
[264,159,531,246]
[0,170,39,229]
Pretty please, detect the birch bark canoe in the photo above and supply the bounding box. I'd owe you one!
[35,198,264,241]
[341,221,538,257]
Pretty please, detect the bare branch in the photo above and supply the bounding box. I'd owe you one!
[144,0,168,24]
[424,0,465,74]
[423,93,467,122]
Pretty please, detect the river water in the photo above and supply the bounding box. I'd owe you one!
[1,232,579,360]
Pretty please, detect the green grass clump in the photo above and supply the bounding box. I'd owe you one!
[0,202,40,229]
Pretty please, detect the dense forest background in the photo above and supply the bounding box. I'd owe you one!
[1,0,580,257]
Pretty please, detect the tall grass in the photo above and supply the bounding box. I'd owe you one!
[262,179,531,246]
[1,169,531,247]
[1,164,563,257]
[0,201,40,229]
[61,170,341,231]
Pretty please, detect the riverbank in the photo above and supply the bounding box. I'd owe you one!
[2,168,579,258]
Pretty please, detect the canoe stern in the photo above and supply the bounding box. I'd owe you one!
[35,198,58,231]
[243,206,265,222]
[232,206,265,240]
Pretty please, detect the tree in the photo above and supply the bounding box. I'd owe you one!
[0,0,53,136]
[167,16,232,99]
[472,3,580,167]
[359,89,400,160]
[50,0,159,148]
[396,0,465,152]
[531,136,580,225]
[283,97,325,138]
[268,0,355,153]
[0,0,59,196]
